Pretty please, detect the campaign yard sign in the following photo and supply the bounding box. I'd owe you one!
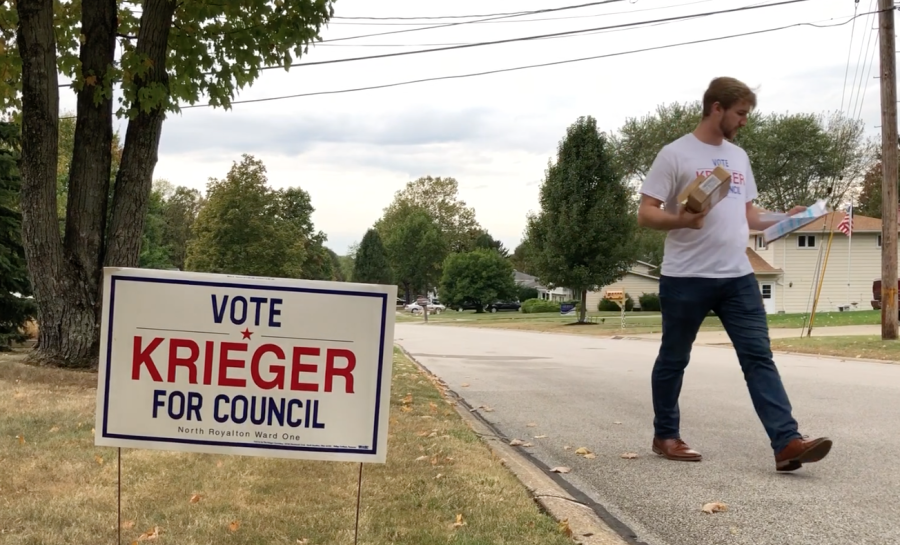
[94,267,396,463]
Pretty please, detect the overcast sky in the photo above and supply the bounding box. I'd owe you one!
[59,0,888,255]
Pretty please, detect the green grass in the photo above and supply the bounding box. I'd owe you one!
[396,308,884,337]
[770,335,900,362]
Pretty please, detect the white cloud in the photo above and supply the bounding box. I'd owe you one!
[63,0,884,254]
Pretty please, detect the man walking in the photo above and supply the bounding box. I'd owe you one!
[636,76,832,472]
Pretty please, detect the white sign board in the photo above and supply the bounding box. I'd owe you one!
[94,267,396,463]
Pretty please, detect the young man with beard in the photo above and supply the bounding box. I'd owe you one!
[636,77,832,472]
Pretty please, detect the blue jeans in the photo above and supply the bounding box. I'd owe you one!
[652,273,801,454]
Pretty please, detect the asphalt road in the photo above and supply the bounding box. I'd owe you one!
[394,323,900,545]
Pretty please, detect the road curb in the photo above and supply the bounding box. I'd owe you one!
[396,344,646,545]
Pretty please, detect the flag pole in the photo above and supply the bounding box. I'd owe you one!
[848,197,853,310]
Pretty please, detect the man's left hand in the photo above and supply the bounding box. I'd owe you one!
[787,205,807,216]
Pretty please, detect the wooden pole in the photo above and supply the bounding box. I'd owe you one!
[879,0,898,340]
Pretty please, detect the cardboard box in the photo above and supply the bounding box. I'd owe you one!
[677,166,732,213]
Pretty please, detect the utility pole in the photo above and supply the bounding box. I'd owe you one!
[879,0,899,340]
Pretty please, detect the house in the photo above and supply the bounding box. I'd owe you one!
[513,270,572,301]
[585,263,661,310]
[748,211,892,314]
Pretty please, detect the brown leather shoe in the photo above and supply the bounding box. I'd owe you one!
[775,436,832,472]
[652,437,702,462]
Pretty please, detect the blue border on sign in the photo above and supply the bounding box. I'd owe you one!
[101,275,389,455]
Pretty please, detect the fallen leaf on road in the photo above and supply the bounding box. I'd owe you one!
[509,439,525,446]
[452,513,466,528]
[620,452,639,459]
[575,447,592,456]
[534,435,547,439]
[189,494,202,503]
[563,445,571,450]
[549,466,571,473]
[460,383,470,387]
[701,502,728,514]
[522,442,534,447]
[614,421,622,425]
[558,518,573,537]
[583,452,597,459]
[480,405,494,412]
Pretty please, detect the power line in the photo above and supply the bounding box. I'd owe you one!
[312,0,768,48]
[176,10,876,111]
[328,0,717,25]
[319,0,627,44]
[255,0,814,73]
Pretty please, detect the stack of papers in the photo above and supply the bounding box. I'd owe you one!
[761,200,830,244]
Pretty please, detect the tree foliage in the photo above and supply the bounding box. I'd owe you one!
[138,180,204,270]
[185,154,329,280]
[381,207,447,303]
[378,176,482,254]
[0,122,36,349]
[439,249,517,312]
[353,228,392,286]
[472,230,509,257]
[2,0,335,367]
[526,115,638,323]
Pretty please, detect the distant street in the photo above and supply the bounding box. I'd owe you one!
[395,323,900,545]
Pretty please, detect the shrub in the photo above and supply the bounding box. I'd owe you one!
[521,298,560,313]
[598,293,634,312]
[517,286,539,301]
[638,292,661,312]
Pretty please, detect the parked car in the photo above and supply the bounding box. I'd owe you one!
[485,300,521,312]
[871,278,900,316]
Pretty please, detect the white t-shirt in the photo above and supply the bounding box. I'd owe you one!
[639,133,758,279]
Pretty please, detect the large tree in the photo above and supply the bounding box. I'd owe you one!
[439,248,517,313]
[0,122,36,349]
[1,0,334,367]
[353,228,392,285]
[381,207,447,303]
[527,115,638,324]
[378,176,482,253]
[185,154,327,280]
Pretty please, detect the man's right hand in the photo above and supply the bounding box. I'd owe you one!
[677,205,708,229]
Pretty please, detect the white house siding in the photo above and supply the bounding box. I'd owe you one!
[761,232,889,314]
[587,272,660,310]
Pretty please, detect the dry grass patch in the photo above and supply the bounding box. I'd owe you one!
[770,335,900,363]
[0,348,575,545]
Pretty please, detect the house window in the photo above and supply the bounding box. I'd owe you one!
[797,235,816,248]
[878,235,882,247]
[755,235,767,250]
[761,284,772,298]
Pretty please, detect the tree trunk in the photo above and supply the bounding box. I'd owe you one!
[579,289,587,323]
[14,0,97,368]
[105,0,176,268]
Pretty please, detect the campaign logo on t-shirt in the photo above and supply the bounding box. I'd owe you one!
[695,159,745,199]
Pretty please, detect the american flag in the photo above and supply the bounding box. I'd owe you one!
[837,205,853,236]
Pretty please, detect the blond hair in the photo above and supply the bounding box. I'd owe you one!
[702,77,757,117]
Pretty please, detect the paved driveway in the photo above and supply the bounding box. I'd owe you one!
[395,323,900,545]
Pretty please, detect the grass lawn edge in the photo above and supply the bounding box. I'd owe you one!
[394,343,634,545]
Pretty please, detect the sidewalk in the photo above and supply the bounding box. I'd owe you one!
[627,324,881,345]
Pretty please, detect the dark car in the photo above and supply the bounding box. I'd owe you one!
[485,301,521,312]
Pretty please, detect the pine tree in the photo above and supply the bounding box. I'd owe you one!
[353,228,392,285]
[526,115,638,323]
[0,123,36,349]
